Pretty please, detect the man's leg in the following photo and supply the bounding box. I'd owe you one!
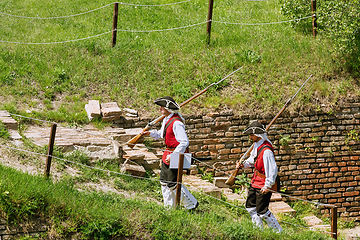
[255,190,282,233]
[246,186,263,229]
[179,184,198,210]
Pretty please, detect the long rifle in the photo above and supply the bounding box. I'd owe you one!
[225,75,312,186]
[126,67,244,148]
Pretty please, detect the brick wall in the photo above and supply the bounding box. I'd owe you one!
[117,98,360,221]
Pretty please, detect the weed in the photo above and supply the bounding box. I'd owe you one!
[235,172,251,188]
[201,172,214,183]
[279,134,291,146]
[311,136,319,142]
[345,130,359,144]
[0,122,10,139]
[143,137,154,148]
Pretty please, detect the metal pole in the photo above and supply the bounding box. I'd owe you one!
[311,0,317,37]
[206,0,214,44]
[111,2,119,47]
[175,153,185,207]
[331,206,337,239]
[44,123,57,178]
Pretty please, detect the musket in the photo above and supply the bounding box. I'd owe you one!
[126,66,244,148]
[225,75,312,186]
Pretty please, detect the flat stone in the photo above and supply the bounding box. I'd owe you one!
[213,177,231,188]
[120,163,146,177]
[310,224,331,232]
[8,129,22,140]
[270,193,282,202]
[303,215,324,226]
[0,111,10,117]
[269,201,296,217]
[102,115,121,122]
[123,150,145,161]
[0,117,18,130]
[55,142,75,152]
[101,102,122,117]
[142,159,160,170]
[113,141,123,158]
[85,100,101,121]
[123,108,138,116]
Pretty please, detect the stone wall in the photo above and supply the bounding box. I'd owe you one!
[115,98,360,221]
[0,218,47,239]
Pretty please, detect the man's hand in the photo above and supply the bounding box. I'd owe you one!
[141,130,150,136]
[260,187,270,194]
[165,155,171,164]
[236,161,244,169]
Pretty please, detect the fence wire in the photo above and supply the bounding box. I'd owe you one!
[8,112,336,209]
[0,141,335,236]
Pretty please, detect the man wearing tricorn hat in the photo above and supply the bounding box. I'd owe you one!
[142,96,198,210]
[236,121,282,232]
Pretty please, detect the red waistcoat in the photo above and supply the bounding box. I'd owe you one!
[251,141,274,189]
[162,114,182,165]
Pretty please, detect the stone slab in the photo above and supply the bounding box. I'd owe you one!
[303,215,324,226]
[269,201,296,217]
[101,102,122,117]
[270,193,282,202]
[0,117,18,130]
[120,163,146,177]
[0,111,10,117]
[213,177,231,188]
[123,108,138,116]
[102,115,121,122]
[8,129,22,140]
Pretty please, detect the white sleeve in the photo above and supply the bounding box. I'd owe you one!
[243,156,255,168]
[172,121,189,153]
[263,149,278,189]
[149,118,166,140]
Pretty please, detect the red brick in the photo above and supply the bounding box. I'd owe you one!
[230,148,242,154]
[338,162,347,167]
[324,183,332,188]
[292,180,301,185]
[330,167,339,172]
[341,167,348,171]
[349,181,358,187]
[348,166,359,171]
[326,193,342,198]
[343,191,359,197]
[328,199,337,203]
[333,183,341,187]
[350,156,359,160]
[215,144,225,149]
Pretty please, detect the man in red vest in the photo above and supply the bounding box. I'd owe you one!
[237,121,282,233]
[142,96,198,210]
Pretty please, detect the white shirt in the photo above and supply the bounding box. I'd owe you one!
[243,138,278,188]
[149,113,189,153]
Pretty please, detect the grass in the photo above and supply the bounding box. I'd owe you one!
[0,161,333,239]
[0,0,358,123]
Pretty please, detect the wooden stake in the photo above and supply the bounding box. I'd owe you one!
[206,0,214,44]
[331,206,337,239]
[175,153,184,207]
[111,3,119,47]
[311,0,317,37]
[44,123,57,179]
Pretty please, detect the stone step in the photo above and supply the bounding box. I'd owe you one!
[302,215,324,226]
[269,201,296,217]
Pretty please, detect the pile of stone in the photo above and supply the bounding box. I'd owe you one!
[85,100,138,122]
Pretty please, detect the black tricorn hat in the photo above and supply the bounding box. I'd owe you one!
[154,96,180,110]
[243,121,266,135]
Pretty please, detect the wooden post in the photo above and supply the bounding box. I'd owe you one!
[111,2,119,47]
[311,0,317,37]
[206,0,214,44]
[331,206,337,239]
[175,153,185,207]
[44,123,57,178]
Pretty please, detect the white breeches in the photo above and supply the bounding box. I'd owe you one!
[161,182,197,209]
